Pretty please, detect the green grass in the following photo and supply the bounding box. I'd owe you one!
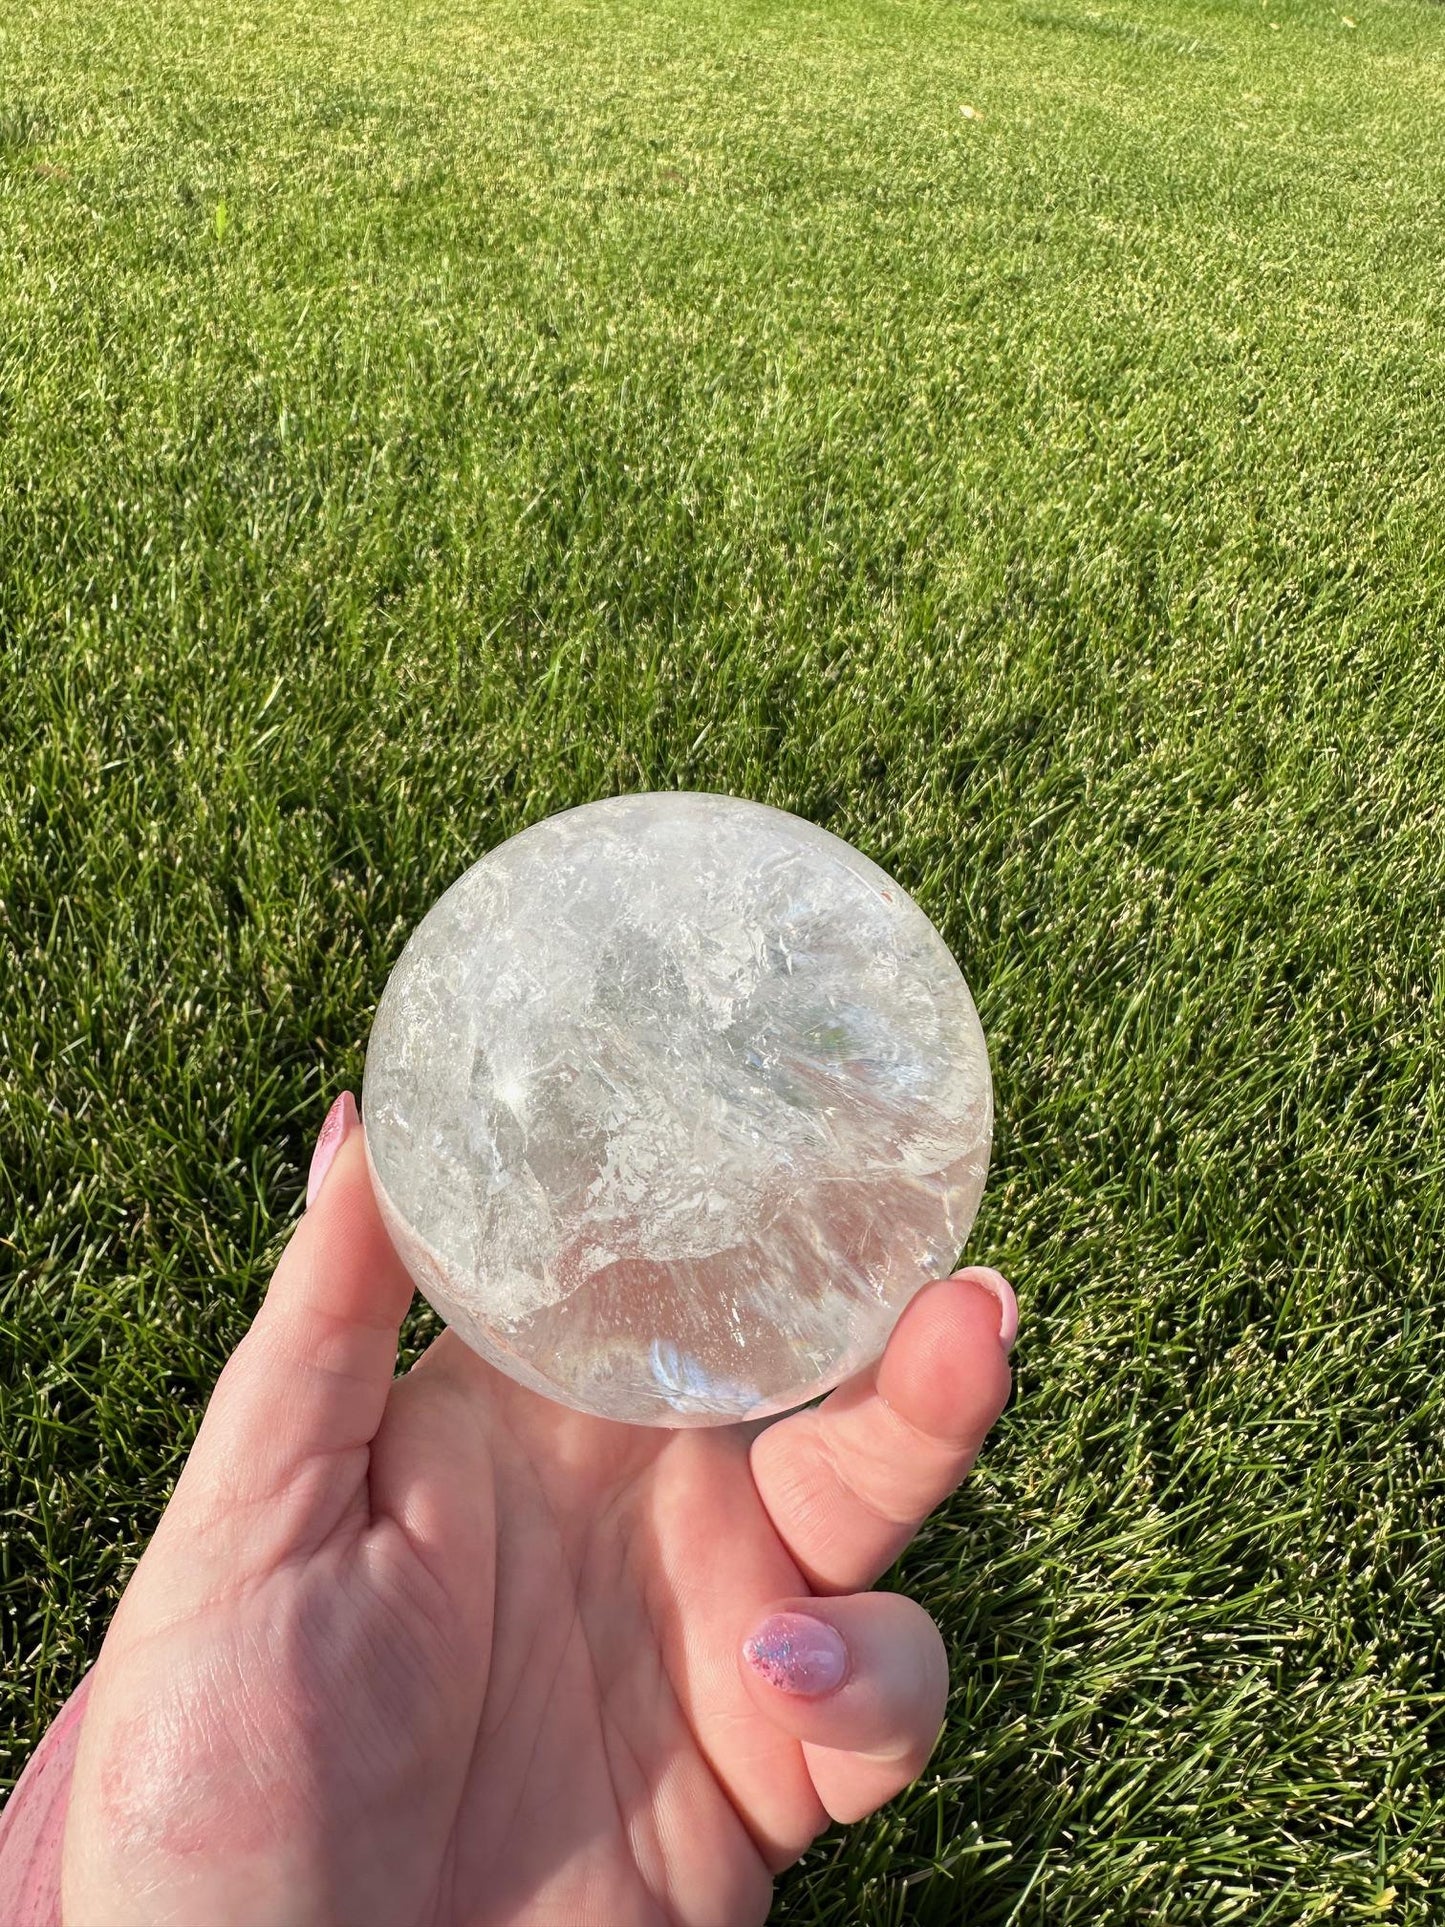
[2,0,1443,1917]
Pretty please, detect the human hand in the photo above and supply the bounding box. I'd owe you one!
[59,1093,1015,1926]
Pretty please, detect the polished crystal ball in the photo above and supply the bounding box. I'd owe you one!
[362,792,992,1426]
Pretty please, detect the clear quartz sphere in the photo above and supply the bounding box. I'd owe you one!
[362,792,992,1427]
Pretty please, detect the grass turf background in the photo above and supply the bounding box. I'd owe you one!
[2,0,1443,1917]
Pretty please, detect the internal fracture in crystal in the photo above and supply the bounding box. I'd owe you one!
[362,793,992,1426]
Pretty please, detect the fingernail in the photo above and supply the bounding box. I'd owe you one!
[954,1267,1018,1355]
[742,1612,849,1697]
[307,1091,359,1207]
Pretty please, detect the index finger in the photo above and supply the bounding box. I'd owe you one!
[172,1098,414,1529]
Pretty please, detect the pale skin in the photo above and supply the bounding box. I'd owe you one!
[60,1093,1016,1926]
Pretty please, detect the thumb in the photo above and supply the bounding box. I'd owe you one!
[169,1092,415,1530]
[738,1593,949,1825]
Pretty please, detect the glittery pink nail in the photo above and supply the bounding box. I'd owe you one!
[306,1091,358,1207]
[742,1612,849,1697]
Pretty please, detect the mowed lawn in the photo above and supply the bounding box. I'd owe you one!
[2,0,1443,1918]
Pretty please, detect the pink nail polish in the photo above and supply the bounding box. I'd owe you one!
[742,1613,849,1697]
[306,1091,358,1207]
[953,1268,1018,1354]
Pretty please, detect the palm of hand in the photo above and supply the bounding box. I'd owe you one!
[64,1120,1012,1927]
